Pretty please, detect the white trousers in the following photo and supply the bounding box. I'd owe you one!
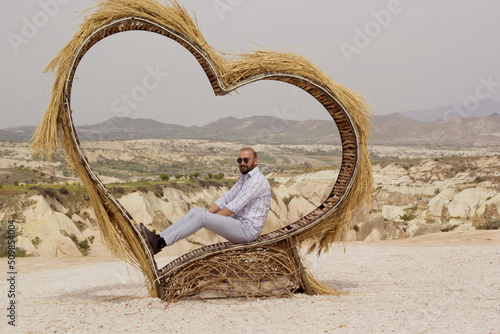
[159,207,256,246]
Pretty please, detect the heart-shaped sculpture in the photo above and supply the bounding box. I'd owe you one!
[32,0,372,301]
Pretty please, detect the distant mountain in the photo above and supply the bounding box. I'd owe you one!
[76,117,192,141]
[400,98,500,122]
[1,113,500,147]
[71,115,339,144]
[0,126,37,141]
[372,112,500,146]
[198,116,338,143]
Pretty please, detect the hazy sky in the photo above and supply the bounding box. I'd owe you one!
[1,0,499,128]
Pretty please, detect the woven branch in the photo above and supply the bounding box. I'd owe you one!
[160,245,301,303]
[31,0,372,301]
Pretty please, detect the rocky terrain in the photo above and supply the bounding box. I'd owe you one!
[1,139,499,258]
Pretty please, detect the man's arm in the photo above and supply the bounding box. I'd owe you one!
[215,208,235,216]
[207,204,220,213]
[214,179,240,212]
[224,177,263,214]
[208,204,235,216]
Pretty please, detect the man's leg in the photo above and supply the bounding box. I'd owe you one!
[159,207,205,240]
[160,208,255,246]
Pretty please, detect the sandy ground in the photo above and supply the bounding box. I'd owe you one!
[4,230,500,334]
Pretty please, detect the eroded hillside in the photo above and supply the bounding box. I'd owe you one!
[1,150,499,257]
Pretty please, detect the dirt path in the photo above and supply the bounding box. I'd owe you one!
[6,231,500,333]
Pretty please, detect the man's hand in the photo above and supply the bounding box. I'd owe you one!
[207,204,220,214]
[207,204,234,216]
[215,208,235,217]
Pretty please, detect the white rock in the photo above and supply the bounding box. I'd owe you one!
[427,197,447,217]
[382,205,405,221]
[448,188,498,217]
[365,229,382,241]
[22,211,84,257]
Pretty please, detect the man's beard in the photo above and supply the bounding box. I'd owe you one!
[239,162,255,174]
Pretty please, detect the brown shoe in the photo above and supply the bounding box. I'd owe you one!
[139,223,163,255]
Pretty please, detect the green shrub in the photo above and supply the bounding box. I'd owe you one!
[282,194,297,209]
[112,186,125,195]
[78,240,90,253]
[74,220,86,232]
[198,179,220,188]
[60,230,90,255]
[477,219,500,230]
[400,213,416,221]
[154,184,163,198]
[39,187,58,199]
[189,172,200,180]
[32,237,42,248]
[160,174,170,181]
[441,224,458,232]
[0,222,28,257]
[136,186,148,193]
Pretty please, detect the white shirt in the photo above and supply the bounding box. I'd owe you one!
[215,166,271,238]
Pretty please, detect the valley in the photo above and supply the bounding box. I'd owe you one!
[1,139,499,257]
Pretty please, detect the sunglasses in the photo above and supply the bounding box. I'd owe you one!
[236,157,254,164]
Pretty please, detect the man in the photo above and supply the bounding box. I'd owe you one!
[140,147,271,255]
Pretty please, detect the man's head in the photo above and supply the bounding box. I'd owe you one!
[237,147,258,174]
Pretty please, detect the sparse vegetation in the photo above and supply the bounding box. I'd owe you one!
[400,213,416,222]
[1,139,499,249]
[213,173,224,180]
[189,172,201,180]
[476,219,500,230]
[32,236,42,248]
[153,184,163,198]
[60,230,90,256]
[74,220,87,232]
[0,222,28,257]
[441,224,459,232]
[136,186,148,193]
[111,186,125,195]
[282,194,298,209]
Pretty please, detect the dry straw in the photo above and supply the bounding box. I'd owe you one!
[31,0,372,300]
